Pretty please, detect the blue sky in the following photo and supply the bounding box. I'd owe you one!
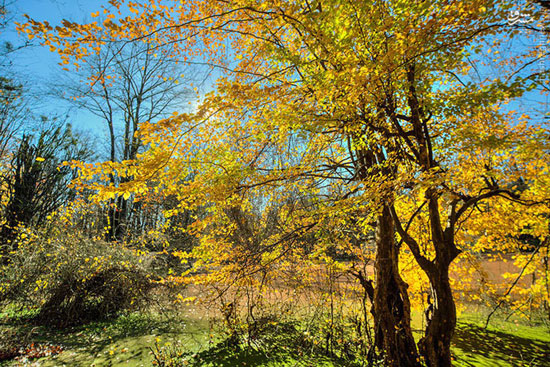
[5,0,104,83]
[3,1,113,140]
[2,0,548,151]
[3,0,209,150]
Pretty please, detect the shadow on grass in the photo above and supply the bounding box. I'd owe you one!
[179,341,285,366]
[453,323,550,367]
[161,320,362,367]
[177,339,351,367]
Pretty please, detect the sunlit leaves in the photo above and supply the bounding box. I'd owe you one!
[20,0,550,327]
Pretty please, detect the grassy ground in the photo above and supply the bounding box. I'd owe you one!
[0,305,209,367]
[452,312,550,367]
[1,304,548,366]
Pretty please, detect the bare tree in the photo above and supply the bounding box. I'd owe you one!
[0,1,31,160]
[0,77,26,161]
[57,41,194,241]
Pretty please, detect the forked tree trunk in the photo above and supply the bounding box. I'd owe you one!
[418,260,456,367]
[374,205,420,366]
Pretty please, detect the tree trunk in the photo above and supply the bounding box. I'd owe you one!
[106,196,128,242]
[418,260,456,367]
[374,205,420,366]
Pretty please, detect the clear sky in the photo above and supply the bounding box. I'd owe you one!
[2,0,207,151]
[5,0,106,83]
[3,1,113,141]
[2,1,548,149]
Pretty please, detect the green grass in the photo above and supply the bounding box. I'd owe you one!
[156,339,348,367]
[0,306,209,367]
[452,313,550,367]
[0,305,361,367]
[1,305,548,366]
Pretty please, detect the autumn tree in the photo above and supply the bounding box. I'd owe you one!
[20,0,550,366]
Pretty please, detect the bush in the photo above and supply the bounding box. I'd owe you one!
[150,338,189,367]
[0,229,154,327]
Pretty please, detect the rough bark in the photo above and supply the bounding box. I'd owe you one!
[373,205,420,366]
[418,261,456,367]
[416,192,460,367]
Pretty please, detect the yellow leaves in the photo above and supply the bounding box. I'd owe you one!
[13,0,546,328]
[35,157,45,162]
[176,294,196,304]
[91,11,100,18]
[129,5,139,15]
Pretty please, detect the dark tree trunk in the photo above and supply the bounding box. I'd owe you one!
[106,196,128,242]
[373,205,420,366]
[415,191,461,367]
[418,258,456,367]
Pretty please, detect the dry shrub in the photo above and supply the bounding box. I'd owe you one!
[0,229,154,327]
